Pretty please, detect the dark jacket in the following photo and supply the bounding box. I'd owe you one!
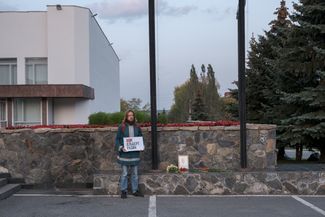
[115,123,143,166]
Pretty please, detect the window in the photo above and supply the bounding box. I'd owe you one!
[14,99,41,126]
[0,100,6,127]
[0,58,17,85]
[26,58,48,84]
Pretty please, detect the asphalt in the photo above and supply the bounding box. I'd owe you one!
[1,194,325,217]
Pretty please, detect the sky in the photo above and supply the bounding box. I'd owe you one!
[0,0,297,110]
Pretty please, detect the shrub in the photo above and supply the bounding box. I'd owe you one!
[88,112,110,125]
[109,112,125,124]
[158,113,168,124]
[135,111,151,123]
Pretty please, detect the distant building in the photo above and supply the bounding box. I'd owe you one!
[0,5,120,127]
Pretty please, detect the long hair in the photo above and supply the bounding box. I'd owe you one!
[122,109,136,125]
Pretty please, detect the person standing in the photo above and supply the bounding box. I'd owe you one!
[115,110,144,199]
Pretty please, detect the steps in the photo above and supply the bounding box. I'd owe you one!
[0,173,21,200]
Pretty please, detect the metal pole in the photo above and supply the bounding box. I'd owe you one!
[148,0,158,170]
[237,0,247,168]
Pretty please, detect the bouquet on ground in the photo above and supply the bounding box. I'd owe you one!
[166,164,179,173]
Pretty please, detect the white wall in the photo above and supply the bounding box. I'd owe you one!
[74,8,90,85]
[52,99,75,124]
[0,6,120,124]
[0,12,47,84]
[47,6,90,85]
[47,6,76,84]
[89,16,120,113]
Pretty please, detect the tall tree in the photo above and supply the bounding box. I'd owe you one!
[246,0,291,124]
[205,64,223,120]
[169,64,224,122]
[191,92,208,121]
[245,0,292,160]
[277,0,325,160]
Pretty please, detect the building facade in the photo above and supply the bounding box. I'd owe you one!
[0,5,120,127]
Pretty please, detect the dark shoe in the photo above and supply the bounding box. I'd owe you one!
[121,191,127,199]
[132,191,144,197]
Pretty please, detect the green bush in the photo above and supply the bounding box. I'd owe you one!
[135,111,151,123]
[109,112,125,124]
[158,113,168,124]
[88,112,110,125]
[89,111,156,125]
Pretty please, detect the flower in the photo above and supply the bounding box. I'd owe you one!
[166,164,179,173]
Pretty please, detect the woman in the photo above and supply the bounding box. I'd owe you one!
[115,110,144,199]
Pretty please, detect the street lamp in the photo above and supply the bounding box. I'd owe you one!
[237,0,247,169]
[148,0,158,170]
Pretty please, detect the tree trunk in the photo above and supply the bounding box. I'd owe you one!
[320,145,325,162]
[277,146,286,160]
[296,144,303,161]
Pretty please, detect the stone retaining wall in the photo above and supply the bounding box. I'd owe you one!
[0,124,276,185]
[94,171,325,195]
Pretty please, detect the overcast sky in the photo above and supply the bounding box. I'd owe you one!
[0,0,297,110]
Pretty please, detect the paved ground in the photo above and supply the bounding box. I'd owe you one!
[276,163,325,171]
[1,193,325,217]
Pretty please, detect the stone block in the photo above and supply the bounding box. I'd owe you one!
[0,166,9,173]
[224,126,239,131]
[162,127,179,131]
[207,143,217,155]
[198,126,210,131]
[180,126,198,131]
[209,126,225,130]
[266,139,276,153]
[0,138,5,149]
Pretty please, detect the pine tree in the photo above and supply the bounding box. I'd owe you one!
[191,92,208,121]
[245,0,292,160]
[246,0,291,124]
[277,0,325,160]
[224,81,239,120]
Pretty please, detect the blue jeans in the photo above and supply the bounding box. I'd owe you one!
[120,165,138,193]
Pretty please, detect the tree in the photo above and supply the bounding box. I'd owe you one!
[246,0,291,124]
[120,98,129,112]
[120,98,150,112]
[191,92,208,121]
[168,81,192,122]
[276,0,325,160]
[224,81,239,121]
[169,64,224,122]
[245,0,292,160]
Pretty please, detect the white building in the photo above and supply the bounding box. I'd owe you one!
[0,5,120,127]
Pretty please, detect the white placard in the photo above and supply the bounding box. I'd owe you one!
[123,137,145,152]
[178,155,189,170]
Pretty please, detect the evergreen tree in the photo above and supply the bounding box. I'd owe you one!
[225,81,239,120]
[245,0,292,160]
[277,0,325,160]
[246,0,291,124]
[191,92,208,121]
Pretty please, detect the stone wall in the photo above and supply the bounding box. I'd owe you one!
[0,124,276,185]
[94,171,325,195]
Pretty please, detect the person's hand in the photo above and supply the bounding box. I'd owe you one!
[122,147,127,152]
